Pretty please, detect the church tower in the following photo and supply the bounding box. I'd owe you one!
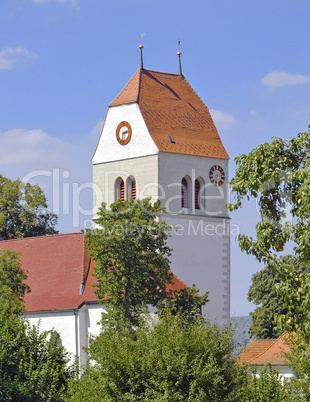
[92,61,230,324]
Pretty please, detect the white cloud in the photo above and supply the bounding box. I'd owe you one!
[32,0,79,7]
[0,47,36,71]
[210,109,235,130]
[0,128,94,232]
[261,70,309,87]
[0,128,69,168]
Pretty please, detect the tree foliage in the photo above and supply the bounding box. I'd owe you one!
[0,249,71,401]
[0,174,58,240]
[84,198,174,325]
[229,125,310,342]
[275,259,310,342]
[0,323,71,401]
[229,126,310,263]
[244,365,289,402]
[283,334,310,387]
[67,310,247,402]
[248,256,310,339]
[158,284,209,326]
[0,249,30,316]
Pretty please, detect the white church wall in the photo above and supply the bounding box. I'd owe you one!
[92,104,158,165]
[26,304,106,367]
[26,310,78,362]
[158,152,229,216]
[85,303,105,338]
[78,303,106,369]
[157,152,230,325]
[162,213,230,325]
[93,154,159,217]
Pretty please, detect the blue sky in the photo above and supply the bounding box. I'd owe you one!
[1,0,309,316]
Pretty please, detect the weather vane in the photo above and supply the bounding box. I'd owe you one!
[139,33,145,69]
[177,39,183,76]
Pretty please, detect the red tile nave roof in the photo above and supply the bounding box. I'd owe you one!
[0,233,186,311]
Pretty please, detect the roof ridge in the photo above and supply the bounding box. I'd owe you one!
[142,68,180,77]
[0,232,83,244]
[136,67,143,103]
[182,75,210,112]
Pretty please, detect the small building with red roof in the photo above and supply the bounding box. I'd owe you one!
[239,335,296,379]
[0,233,186,367]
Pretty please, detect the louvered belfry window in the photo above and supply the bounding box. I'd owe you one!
[181,178,188,208]
[131,180,136,199]
[120,180,125,202]
[195,179,200,210]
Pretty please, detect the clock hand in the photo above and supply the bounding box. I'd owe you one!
[121,129,129,140]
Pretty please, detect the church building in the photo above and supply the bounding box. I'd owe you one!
[1,53,230,365]
[92,59,230,324]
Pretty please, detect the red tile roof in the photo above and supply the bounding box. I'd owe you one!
[0,233,187,312]
[109,68,229,160]
[239,335,290,366]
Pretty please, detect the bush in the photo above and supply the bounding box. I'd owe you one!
[67,310,247,401]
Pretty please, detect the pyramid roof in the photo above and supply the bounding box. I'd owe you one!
[109,68,229,160]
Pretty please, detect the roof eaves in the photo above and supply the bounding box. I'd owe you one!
[109,101,138,107]
[142,68,180,77]
[77,300,100,309]
[24,308,77,314]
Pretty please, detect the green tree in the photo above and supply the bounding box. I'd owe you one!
[0,174,58,240]
[0,249,71,401]
[158,284,209,326]
[248,256,310,339]
[228,125,310,340]
[84,198,174,325]
[67,310,247,402]
[244,365,288,402]
[229,125,310,263]
[0,248,30,315]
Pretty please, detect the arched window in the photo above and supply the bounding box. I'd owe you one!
[115,177,125,201]
[181,176,192,211]
[126,176,137,200]
[195,179,200,210]
[181,178,188,208]
[131,179,136,199]
[120,180,125,201]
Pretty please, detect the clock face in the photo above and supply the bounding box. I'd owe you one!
[116,121,132,145]
[209,165,225,187]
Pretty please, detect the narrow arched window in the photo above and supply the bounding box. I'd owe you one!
[126,176,136,200]
[195,179,200,210]
[131,179,136,199]
[115,177,125,201]
[120,180,125,202]
[181,178,188,208]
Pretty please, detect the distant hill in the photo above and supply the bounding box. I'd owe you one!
[231,315,253,356]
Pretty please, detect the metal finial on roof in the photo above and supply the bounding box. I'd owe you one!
[139,45,144,69]
[139,33,145,69]
[177,39,183,75]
